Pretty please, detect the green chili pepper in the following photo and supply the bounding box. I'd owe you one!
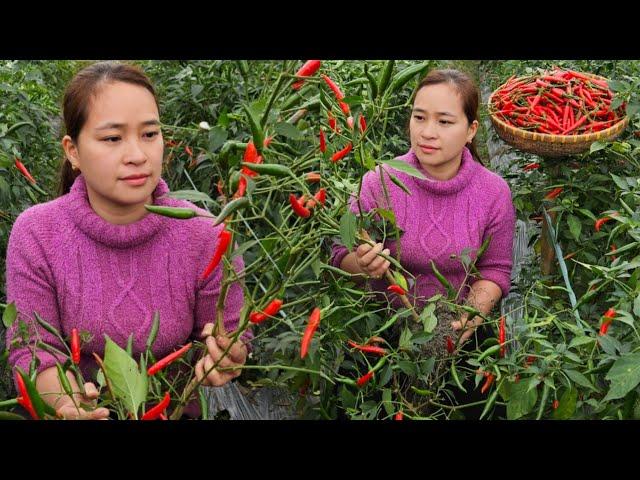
[476,235,493,261]
[242,104,264,154]
[388,61,430,94]
[479,389,499,420]
[55,363,74,398]
[450,360,467,393]
[364,64,378,100]
[16,367,57,418]
[477,344,502,362]
[536,384,550,420]
[377,60,395,95]
[430,260,456,300]
[144,205,198,219]
[213,197,251,226]
[240,162,293,178]
[126,334,133,357]
[34,312,61,338]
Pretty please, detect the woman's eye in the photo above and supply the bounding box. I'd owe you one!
[103,136,120,142]
[144,131,160,139]
[413,115,424,121]
[439,120,453,125]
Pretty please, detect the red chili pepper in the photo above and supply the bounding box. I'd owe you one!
[480,373,495,394]
[359,115,367,133]
[300,307,321,359]
[604,308,616,318]
[241,141,260,177]
[319,128,326,153]
[147,343,193,376]
[232,175,247,199]
[291,81,305,90]
[331,143,353,163]
[15,372,39,420]
[446,336,455,354]
[346,115,354,130]
[141,392,171,420]
[200,228,233,280]
[306,172,321,183]
[523,162,540,171]
[357,370,374,388]
[14,158,36,184]
[340,101,351,116]
[347,340,387,356]
[71,328,81,365]
[293,60,321,87]
[314,188,326,206]
[289,194,311,218]
[525,355,536,366]
[595,217,613,232]
[394,411,404,420]
[321,74,345,100]
[387,285,406,296]
[185,146,193,157]
[552,399,560,410]
[250,299,283,324]
[499,316,506,358]
[544,187,563,200]
[599,319,613,336]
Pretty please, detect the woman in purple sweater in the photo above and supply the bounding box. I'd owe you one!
[5,62,249,419]
[332,69,516,347]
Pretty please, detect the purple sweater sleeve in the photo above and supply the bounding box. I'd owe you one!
[5,209,68,380]
[473,181,516,297]
[330,168,386,268]
[194,223,252,348]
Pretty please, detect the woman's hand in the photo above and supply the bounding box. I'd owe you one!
[355,242,391,279]
[451,315,482,345]
[195,323,248,387]
[55,382,110,420]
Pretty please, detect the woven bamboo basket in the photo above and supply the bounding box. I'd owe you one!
[488,73,629,157]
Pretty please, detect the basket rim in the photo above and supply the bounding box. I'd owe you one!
[487,71,629,144]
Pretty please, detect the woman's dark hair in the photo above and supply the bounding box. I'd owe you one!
[413,69,483,165]
[57,61,159,197]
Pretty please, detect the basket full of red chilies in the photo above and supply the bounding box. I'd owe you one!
[488,68,629,157]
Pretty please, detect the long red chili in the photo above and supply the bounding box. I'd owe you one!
[71,328,81,364]
[328,111,338,132]
[321,74,345,100]
[499,316,506,358]
[14,158,36,184]
[523,162,540,171]
[249,299,283,324]
[319,128,326,153]
[15,372,39,420]
[595,217,613,232]
[292,60,321,90]
[289,194,311,218]
[200,228,233,280]
[544,187,563,200]
[357,370,374,387]
[314,188,326,206]
[300,307,321,359]
[347,340,387,356]
[359,115,367,133]
[232,175,247,199]
[340,102,351,116]
[387,285,406,296]
[331,143,353,163]
[147,343,193,376]
[141,392,171,420]
[599,308,616,336]
[446,336,455,354]
[480,373,495,394]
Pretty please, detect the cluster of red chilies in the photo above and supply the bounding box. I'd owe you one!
[491,69,626,135]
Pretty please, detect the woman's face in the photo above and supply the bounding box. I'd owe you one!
[63,81,163,222]
[409,83,478,178]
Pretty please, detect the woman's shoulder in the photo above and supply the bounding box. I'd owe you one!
[10,196,67,239]
[472,161,512,197]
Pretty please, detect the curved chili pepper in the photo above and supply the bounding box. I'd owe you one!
[241,141,262,178]
[321,74,345,100]
[523,162,540,171]
[544,187,563,201]
[387,284,406,296]
[289,194,311,218]
[347,340,387,356]
[359,115,367,133]
[250,299,283,324]
[331,143,352,163]
[314,188,326,206]
[394,411,404,420]
[357,370,374,387]
[71,328,81,365]
[293,60,321,85]
[232,175,247,199]
[147,343,193,376]
[141,392,171,420]
[15,371,39,420]
[14,158,36,184]
[300,307,321,359]
[599,320,612,336]
[319,128,326,153]
[340,101,351,116]
[480,373,495,394]
[595,216,613,232]
[200,228,233,280]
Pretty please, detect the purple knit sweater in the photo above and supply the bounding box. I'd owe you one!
[5,174,250,382]
[331,147,515,306]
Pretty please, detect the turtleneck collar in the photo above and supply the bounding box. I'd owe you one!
[64,174,173,249]
[395,146,477,195]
